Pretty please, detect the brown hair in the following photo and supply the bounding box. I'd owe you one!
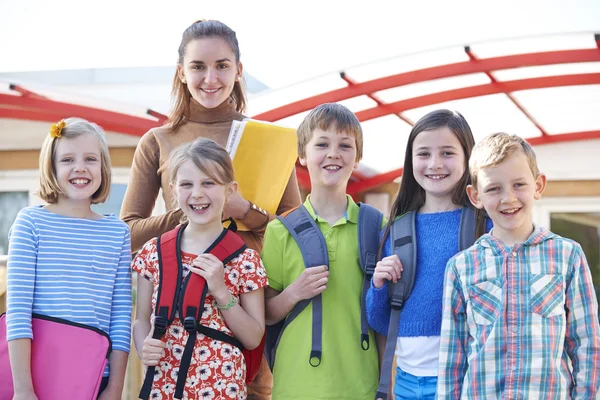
[168,138,235,223]
[470,132,539,187]
[38,117,111,204]
[296,103,363,161]
[380,109,487,258]
[168,19,246,132]
[168,138,235,186]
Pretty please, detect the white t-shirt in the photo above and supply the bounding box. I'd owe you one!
[395,336,440,377]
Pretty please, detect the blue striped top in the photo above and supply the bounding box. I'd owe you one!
[6,206,133,375]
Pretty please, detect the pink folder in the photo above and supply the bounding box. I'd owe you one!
[0,313,111,399]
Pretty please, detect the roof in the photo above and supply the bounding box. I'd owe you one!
[248,32,600,193]
[1,33,599,193]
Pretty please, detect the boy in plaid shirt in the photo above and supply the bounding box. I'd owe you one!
[437,132,600,399]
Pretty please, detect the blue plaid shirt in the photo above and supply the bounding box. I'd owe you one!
[437,227,600,399]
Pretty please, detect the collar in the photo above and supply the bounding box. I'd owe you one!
[477,224,556,253]
[187,97,238,123]
[303,194,359,225]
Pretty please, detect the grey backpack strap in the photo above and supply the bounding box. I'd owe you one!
[459,206,477,251]
[376,211,417,400]
[357,203,383,351]
[272,206,328,368]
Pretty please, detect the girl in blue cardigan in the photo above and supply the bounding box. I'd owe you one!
[366,109,490,400]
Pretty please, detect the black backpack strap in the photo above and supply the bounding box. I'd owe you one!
[376,211,417,400]
[270,205,329,368]
[175,272,207,398]
[139,226,183,400]
[459,206,477,251]
[357,203,383,351]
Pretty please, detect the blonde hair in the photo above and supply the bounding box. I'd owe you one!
[168,19,246,133]
[469,132,539,188]
[38,117,111,204]
[296,103,363,161]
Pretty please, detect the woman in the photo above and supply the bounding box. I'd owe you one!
[121,19,301,400]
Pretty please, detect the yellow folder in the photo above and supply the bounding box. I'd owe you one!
[226,118,298,231]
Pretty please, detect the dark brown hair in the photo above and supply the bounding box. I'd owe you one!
[168,20,247,132]
[379,109,487,258]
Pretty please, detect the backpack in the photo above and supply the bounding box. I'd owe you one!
[138,222,265,400]
[0,313,111,400]
[374,206,476,400]
[265,202,383,369]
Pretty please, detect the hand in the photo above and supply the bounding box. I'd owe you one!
[372,255,403,289]
[141,324,166,367]
[222,191,251,220]
[288,266,329,302]
[188,254,228,298]
[13,390,38,400]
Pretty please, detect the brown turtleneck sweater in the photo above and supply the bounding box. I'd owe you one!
[120,98,301,252]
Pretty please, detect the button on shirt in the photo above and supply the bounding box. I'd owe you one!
[437,227,600,399]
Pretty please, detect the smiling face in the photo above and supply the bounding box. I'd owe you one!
[53,134,103,205]
[177,37,242,109]
[412,126,466,205]
[299,127,359,190]
[467,150,546,245]
[172,159,235,228]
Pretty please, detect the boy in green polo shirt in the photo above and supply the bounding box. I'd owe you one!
[261,103,380,400]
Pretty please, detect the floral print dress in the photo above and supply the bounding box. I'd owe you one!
[133,238,268,400]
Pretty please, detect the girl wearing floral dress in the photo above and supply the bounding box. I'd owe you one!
[132,138,267,400]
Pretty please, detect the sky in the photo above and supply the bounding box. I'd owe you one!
[1,0,599,89]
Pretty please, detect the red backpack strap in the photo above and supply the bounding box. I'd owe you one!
[209,229,247,264]
[139,225,184,400]
[174,226,246,398]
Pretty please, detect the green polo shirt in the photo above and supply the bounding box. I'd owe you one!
[262,195,380,400]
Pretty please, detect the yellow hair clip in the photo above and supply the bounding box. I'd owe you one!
[49,120,66,139]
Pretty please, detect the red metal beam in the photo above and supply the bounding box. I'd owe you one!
[347,169,404,196]
[464,47,549,136]
[0,94,160,135]
[526,130,600,146]
[9,84,47,100]
[253,48,600,122]
[355,73,600,122]
[0,108,152,136]
[340,72,414,126]
[147,108,168,124]
[346,130,600,195]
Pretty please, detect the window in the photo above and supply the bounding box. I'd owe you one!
[0,192,29,255]
[91,183,127,217]
[550,213,600,307]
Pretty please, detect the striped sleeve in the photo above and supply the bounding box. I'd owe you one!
[563,244,600,399]
[6,209,38,341]
[108,228,133,353]
[437,256,469,400]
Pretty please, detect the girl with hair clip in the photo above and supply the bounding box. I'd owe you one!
[132,138,267,400]
[6,118,132,399]
[120,20,301,397]
[366,110,492,400]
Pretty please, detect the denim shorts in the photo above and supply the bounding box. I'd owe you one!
[394,366,437,400]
